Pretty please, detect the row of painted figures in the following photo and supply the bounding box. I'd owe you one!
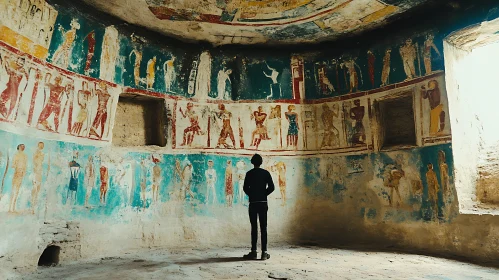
[1,142,289,213]
[48,17,442,98]
[0,52,113,140]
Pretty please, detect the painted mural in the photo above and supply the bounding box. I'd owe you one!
[0,0,58,59]
[305,144,457,223]
[0,42,120,143]
[0,0,461,263]
[0,128,308,215]
[140,0,412,45]
[47,7,107,79]
[304,32,445,99]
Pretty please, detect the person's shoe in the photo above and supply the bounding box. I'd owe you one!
[243,251,258,260]
[261,252,270,260]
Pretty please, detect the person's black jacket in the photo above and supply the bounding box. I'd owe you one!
[243,168,275,203]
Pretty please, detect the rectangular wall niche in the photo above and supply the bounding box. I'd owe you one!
[375,93,416,150]
[113,94,167,147]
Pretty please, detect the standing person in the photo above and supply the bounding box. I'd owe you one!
[242,154,275,261]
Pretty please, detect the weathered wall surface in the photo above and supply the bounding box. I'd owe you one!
[0,0,498,274]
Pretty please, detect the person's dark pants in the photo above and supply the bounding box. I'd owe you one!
[249,202,268,252]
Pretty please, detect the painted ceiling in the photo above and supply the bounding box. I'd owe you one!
[81,0,428,45]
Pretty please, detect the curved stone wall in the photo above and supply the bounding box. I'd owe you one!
[2,0,499,273]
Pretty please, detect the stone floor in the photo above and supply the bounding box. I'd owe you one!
[15,246,499,280]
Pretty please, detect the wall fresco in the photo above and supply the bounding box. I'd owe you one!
[136,0,412,45]
[0,0,58,59]
[0,126,455,225]
[47,8,106,78]
[0,129,309,215]
[0,43,120,143]
[0,1,468,272]
[305,143,456,223]
[304,32,445,99]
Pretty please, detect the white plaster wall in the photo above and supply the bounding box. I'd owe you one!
[443,42,481,213]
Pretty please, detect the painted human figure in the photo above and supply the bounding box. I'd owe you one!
[163,56,176,92]
[400,39,417,80]
[251,106,270,148]
[140,158,147,205]
[318,66,335,94]
[146,56,156,89]
[31,142,45,213]
[37,75,71,132]
[84,155,95,206]
[291,56,304,100]
[215,103,235,148]
[84,31,96,75]
[67,155,81,204]
[152,155,161,203]
[285,105,299,148]
[381,49,391,86]
[341,59,361,93]
[423,34,441,75]
[9,144,27,212]
[225,160,233,207]
[99,165,109,204]
[349,100,366,145]
[179,102,202,146]
[100,26,120,81]
[438,150,450,197]
[181,160,195,200]
[421,80,445,136]
[384,163,405,207]
[0,56,28,120]
[72,81,92,136]
[272,161,287,206]
[217,68,232,100]
[321,103,340,149]
[195,51,211,100]
[52,19,80,68]
[174,158,182,187]
[205,160,217,204]
[89,81,111,139]
[367,50,376,87]
[263,63,281,98]
[426,163,440,220]
[129,49,142,86]
[236,160,246,204]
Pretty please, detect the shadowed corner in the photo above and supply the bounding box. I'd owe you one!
[175,256,251,265]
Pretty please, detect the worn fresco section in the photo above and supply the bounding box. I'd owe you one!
[304,32,444,99]
[47,7,105,78]
[0,128,303,218]
[117,33,192,97]
[0,0,58,59]
[135,0,410,45]
[236,55,293,101]
[0,42,120,143]
[304,143,457,223]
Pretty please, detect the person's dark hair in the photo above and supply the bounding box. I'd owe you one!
[251,154,263,167]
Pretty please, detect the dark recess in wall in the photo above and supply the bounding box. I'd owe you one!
[113,95,167,147]
[378,96,416,149]
[38,245,61,267]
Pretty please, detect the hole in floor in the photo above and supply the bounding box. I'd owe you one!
[38,245,60,267]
